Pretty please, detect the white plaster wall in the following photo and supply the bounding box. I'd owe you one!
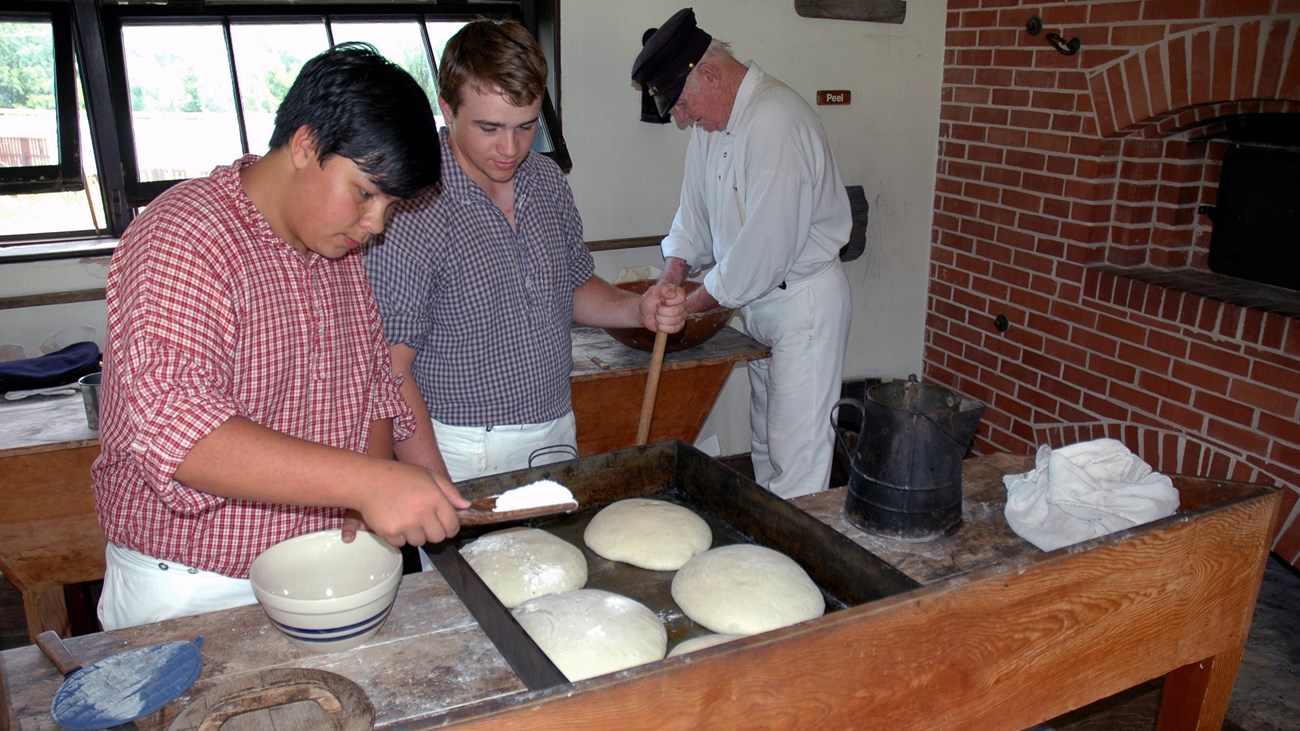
[0,256,109,359]
[1,0,947,457]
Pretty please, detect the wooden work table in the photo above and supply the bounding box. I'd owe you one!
[0,393,104,643]
[569,325,768,455]
[0,325,765,458]
[0,450,1280,731]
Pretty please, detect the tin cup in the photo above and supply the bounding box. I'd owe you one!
[78,372,102,430]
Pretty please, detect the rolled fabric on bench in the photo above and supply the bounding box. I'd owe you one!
[0,342,101,394]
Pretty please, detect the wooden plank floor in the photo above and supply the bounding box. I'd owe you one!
[3,453,1294,730]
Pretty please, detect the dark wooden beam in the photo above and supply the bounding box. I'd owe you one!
[795,0,907,24]
[0,289,106,311]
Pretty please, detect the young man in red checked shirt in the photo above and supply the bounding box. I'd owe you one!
[91,43,469,630]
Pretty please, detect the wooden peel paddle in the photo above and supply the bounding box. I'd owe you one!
[456,496,580,526]
[636,329,669,445]
[455,481,580,526]
[37,630,204,730]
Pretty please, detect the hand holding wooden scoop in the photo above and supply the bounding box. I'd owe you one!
[455,479,579,526]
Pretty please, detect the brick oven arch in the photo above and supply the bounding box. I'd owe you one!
[1086,16,1300,139]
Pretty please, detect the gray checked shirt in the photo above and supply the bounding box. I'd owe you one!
[364,128,595,426]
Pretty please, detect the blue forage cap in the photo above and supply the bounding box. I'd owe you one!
[631,8,712,117]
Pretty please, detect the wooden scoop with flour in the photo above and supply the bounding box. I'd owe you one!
[456,479,579,526]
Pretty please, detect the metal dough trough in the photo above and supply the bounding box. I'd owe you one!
[427,440,919,692]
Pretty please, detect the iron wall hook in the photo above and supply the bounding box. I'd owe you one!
[1026,15,1082,55]
[1047,32,1082,56]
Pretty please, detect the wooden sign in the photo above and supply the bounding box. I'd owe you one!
[795,0,907,24]
[817,90,852,105]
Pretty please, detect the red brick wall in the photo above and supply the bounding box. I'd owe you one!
[928,0,1300,564]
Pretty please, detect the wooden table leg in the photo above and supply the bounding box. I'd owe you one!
[1155,647,1243,731]
[573,363,734,456]
[21,583,72,644]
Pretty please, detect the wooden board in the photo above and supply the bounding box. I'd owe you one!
[794,0,907,24]
[0,393,98,458]
[0,573,527,731]
[0,443,103,641]
[569,326,767,381]
[168,668,373,731]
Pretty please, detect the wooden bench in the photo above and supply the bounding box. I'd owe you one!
[0,444,105,642]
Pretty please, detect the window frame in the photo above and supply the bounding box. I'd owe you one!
[1,0,564,249]
[0,1,83,195]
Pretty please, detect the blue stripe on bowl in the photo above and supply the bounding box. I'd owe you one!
[270,604,393,643]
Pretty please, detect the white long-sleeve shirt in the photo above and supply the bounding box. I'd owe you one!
[661,64,851,309]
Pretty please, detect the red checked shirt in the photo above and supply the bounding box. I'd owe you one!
[92,156,414,578]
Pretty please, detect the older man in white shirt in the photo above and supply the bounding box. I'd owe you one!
[633,8,853,499]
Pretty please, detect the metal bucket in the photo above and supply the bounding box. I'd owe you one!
[78,371,101,431]
[833,377,984,541]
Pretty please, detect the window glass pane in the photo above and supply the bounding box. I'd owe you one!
[0,26,103,238]
[422,21,467,76]
[0,93,104,238]
[331,20,441,123]
[424,20,468,127]
[122,23,243,182]
[229,22,329,153]
[0,20,57,168]
[2,3,564,245]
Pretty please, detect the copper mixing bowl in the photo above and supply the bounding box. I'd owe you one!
[603,280,737,353]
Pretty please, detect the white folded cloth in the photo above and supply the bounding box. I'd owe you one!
[1003,438,1180,551]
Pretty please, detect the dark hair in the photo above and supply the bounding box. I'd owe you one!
[270,42,440,198]
[438,19,548,114]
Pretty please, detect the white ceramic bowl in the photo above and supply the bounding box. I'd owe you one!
[250,529,403,653]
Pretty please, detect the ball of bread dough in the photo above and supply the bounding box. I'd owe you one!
[671,544,825,635]
[667,633,746,657]
[512,589,667,681]
[459,527,587,608]
[583,498,712,570]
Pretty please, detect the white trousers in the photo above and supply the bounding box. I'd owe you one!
[98,542,256,630]
[743,262,852,499]
[430,412,578,482]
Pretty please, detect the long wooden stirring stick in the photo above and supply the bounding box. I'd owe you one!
[636,329,669,445]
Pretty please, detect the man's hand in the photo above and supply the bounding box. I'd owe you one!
[355,463,470,548]
[657,257,722,314]
[639,282,687,333]
[340,509,367,542]
[658,257,690,288]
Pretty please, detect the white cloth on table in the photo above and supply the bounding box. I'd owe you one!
[1003,438,1180,551]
